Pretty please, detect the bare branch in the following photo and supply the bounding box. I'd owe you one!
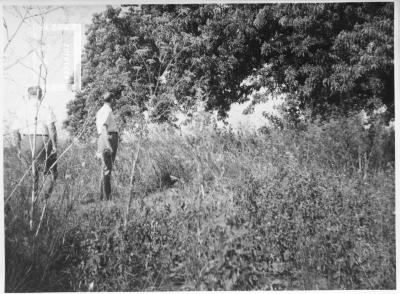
[16,60,41,76]
[3,17,10,41]
[12,6,28,19]
[3,6,63,53]
[3,9,29,53]
[24,6,62,21]
[4,49,34,71]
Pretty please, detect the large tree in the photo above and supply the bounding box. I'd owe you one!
[64,4,267,136]
[64,3,394,136]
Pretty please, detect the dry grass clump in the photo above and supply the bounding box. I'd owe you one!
[3,113,395,291]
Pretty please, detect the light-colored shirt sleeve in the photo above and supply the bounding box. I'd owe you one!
[46,106,57,125]
[12,111,24,132]
[15,105,29,132]
[96,106,111,135]
[104,109,112,128]
[96,105,117,135]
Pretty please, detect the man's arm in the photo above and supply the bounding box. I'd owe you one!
[49,122,57,154]
[47,106,57,153]
[13,130,21,155]
[12,112,22,153]
[101,124,113,152]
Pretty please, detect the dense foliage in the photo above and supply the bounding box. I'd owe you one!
[250,3,394,119]
[5,113,395,291]
[64,3,394,136]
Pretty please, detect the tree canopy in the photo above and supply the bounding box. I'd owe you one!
[251,3,394,120]
[64,3,394,136]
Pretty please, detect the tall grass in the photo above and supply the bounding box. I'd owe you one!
[3,112,395,291]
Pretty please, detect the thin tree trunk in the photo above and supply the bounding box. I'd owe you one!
[125,140,141,228]
[30,64,42,230]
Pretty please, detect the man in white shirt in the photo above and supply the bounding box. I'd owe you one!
[96,91,119,201]
[14,86,58,200]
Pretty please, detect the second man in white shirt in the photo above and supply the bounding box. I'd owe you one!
[95,91,119,201]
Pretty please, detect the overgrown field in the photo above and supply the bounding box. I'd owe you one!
[4,115,395,291]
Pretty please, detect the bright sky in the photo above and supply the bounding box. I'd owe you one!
[3,5,281,137]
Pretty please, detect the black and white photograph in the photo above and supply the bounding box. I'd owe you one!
[2,0,397,291]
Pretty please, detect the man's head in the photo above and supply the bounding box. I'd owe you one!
[27,86,43,100]
[103,91,113,104]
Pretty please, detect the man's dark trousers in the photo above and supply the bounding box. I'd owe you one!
[99,132,118,200]
[21,134,58,199]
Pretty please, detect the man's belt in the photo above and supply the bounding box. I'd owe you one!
[22,133,49,136]
[98,132,118,137]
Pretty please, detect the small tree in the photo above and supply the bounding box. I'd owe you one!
[3,5,63,230]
